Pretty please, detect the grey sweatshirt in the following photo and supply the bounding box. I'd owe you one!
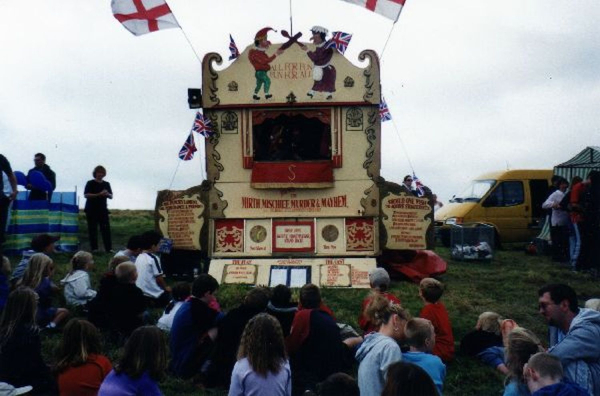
[355,332,402,396]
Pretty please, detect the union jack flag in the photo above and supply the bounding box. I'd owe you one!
[379,97,392,122]
[326,31,352,54]
[228,34,240,60]
[192,111,214,138]
[413,173,425,197]
[178,132,197,161]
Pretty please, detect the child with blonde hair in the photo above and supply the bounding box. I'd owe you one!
[418,278,455,362]
[61,251,97,306]
[356,293,411,396]
[503,327,545,396]
[18,253,69,329]
[460,311,508,374]
[403,318,446,395]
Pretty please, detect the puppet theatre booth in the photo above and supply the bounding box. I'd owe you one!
[3,191,79,255]
[157,26,445,286]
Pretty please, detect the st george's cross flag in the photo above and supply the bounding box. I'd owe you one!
[191,111,214,138]
[340,0,406,22]
[178,132,197,161]
[111,0,180,36]
[228,34,240,60]
[379,97,392,122]
[326,32,353,54]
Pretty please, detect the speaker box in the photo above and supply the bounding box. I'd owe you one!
[187,88,202,109]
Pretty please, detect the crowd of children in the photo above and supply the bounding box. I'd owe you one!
[0,231,599,396]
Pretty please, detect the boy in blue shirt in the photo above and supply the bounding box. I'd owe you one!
[403,318,446,395]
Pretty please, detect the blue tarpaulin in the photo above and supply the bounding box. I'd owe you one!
[3,191,79,255]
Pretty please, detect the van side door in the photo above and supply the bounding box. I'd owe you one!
[482,181,527,243]
[529,179,551,233]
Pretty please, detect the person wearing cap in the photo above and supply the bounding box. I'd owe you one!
[248,27,284,101]
[299,26,337,100]
[358,267,401,334]
[9,234,59,288]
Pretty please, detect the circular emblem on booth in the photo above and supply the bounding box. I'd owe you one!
[249,225,267,243]
[321,224,339,242]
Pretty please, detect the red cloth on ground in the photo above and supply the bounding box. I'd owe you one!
[358,292,401,334]
[57,354,112,396]
[419,302,455,362]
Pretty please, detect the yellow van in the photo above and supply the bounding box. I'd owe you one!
[435,170,553,246]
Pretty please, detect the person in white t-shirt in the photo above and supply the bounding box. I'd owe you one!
[157,281,191,332]
[134,231,171,307]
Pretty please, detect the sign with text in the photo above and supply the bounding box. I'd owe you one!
[272,221,315,252]
[157,192,204,250]
[208,257,375,288]
[382,193,431,250]
[216,180,377,219]
[223,264,257,284]
[319,263,351,287]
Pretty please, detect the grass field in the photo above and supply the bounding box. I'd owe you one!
[16,210,600,395]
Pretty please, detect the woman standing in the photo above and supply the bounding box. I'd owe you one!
[84,166,113,253]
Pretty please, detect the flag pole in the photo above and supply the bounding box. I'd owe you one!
[379,22,397,62]
[165,0,204,64]
[168,159,182,190]
[289,0,294,35]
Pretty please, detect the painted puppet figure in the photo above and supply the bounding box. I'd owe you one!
[300,26,337,100]
[248,27,283,100]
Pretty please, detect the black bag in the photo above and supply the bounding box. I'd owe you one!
[558,190,572,211]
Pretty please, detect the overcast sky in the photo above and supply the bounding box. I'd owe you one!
[1,0,599,209]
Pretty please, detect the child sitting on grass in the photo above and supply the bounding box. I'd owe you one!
[87,255,131,329]
[460,311,508,374]
[524,352,589,396]
[402,318,446,395]
[56,319,112,396]
[61,251,97,307]
[157,281,191,332]
[229,313,291,395]
[18,253,69,329]
[418,277,454,362]
[134,231,171,308]
[358,267,401,334]
[504,327,544,396]
[98,326,168,396]
[266,284,297,337]
[0,287,57,393]
[108,262,147,337]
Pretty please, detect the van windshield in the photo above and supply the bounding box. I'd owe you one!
[450,179,496,203]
